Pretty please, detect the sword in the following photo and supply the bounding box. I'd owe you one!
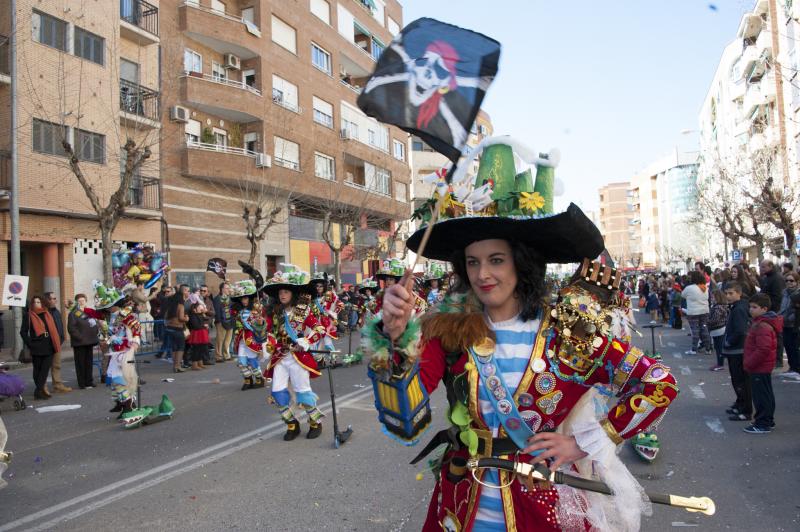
[466,457,715,516]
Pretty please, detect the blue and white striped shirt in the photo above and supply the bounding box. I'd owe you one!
[473,315,540,530]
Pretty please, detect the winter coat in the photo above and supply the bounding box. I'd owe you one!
[682,284,709,316]
[779,288,799,330]
[744,312,784,373]
[48,307,65,345]
[645,292,660,312]
[67,307,100,347]
[723,299,750,355]
[20,311,57,357]
[759,270,785,313]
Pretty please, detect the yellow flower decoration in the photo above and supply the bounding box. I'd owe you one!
[519,191,545,213]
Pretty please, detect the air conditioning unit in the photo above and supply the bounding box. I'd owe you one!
[169,105,189,123]
[224,53,241,70]
[255,153,271,168]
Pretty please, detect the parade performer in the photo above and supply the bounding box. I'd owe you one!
[423,263,448,307]
[376,258,428,316]
[363,139,679,531]
[311,272,344,352]
[357,277,380,327]
[263,265,327,440]
[231,280,272,390]
[92,281,141,418]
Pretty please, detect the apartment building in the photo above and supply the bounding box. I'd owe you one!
[158,0,411,286]
[0,1,163,309]
[631,151,700,270]
[597,182,637,268]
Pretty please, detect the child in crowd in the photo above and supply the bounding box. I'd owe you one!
[646,290,660,323]
[742,293,782,434]
[708,289,730,372]
[187,302,209,371]
[722,282,752,422]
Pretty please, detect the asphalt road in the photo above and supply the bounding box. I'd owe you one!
[0,310,798,531]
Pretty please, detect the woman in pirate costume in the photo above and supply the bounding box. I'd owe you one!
[363,139,679,531]
[423,263,448,307]
[357,277,380,327]
[310,272,344,352]
[92,281,141,418]
[263,265,328,440]
[376,258,427,316]
[231,280,272,390]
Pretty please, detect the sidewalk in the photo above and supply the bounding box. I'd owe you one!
[0,346,76,370]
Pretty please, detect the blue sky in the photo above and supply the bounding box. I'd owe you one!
[400,0,754,210]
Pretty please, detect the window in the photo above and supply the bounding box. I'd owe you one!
[175,272,206,290]
[120,59,139,83]
[311,43,331,74]
[243,69,256,88]
[387,16,400,36]
[274,137,300,170]
[211,0,225,13]
[393,140,405,161]
[272,16,297,54]
[241,7,254,24]
[74,27,104,65]
[272,75,299,111]
[368,129,376,146]
[32,119,68,156]
[365,164,391,196]
[185,119,201,144]
[310,0,331,25]
[76,129,105,164]
[371,37,385,61]
[312,97,334,128]
[212,62,227,81]
[244,132,259,153]
[394,181,407,202]
[412,140,424,151]
[212,127,227,148]
[341,119,358,139]
[32,10,67,51]
[184,49,202,73]
[315,152,335,180]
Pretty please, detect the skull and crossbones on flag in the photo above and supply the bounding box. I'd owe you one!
[358,18,500,163]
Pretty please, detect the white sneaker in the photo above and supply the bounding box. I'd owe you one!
[685,350,697,355]
[650,320,657,324]
[779,371,800,379]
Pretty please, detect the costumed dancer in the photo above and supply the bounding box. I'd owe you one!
[262,265,327,440]
[311,272,344,352]
[92,281,141,418]
[423,263,448,307]
[375,258,427,316]
[357,277,380,327]
[363,139,679,531]
[231,280,272,390]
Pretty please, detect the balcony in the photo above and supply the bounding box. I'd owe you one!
[181,72,262,122]
[0,35,9,85]
[729,80,746,101]
[180,1,261,60]
[756,28,772,56]
[737,13,762,41]
[120,0,159,45]
[340,52,373,95]
[125,175,161,212]
[182,140,265,183]
[749,126,778,152]
[119,79,160,128]
[740,44,761,76]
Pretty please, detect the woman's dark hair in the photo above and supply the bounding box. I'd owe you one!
[164,285,189,320]
[28,295,44,309]
[449,239,548,321]
[689,270,705,285]
[232,295,252,312]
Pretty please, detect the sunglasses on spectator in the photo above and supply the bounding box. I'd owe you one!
[786,278,797,283]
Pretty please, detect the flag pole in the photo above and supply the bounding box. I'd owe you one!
[403,185,448,291]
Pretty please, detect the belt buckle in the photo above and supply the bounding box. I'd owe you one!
[473,428,493,458]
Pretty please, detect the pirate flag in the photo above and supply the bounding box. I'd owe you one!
[357,18,500,164]
[206,258,227,280]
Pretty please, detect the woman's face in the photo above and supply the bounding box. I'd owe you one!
[278,289,293,305]
[430,279,439,289]
[76,296,87,309]
[241,296,250,307]
[464,239,518,316]
[785,276,797,291]
[32,297,43,310]
[730,268,738,280]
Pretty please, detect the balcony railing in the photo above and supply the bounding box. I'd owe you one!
[186,140,258,157]
[126,175,161,211]
[120,0,159,37]
[340,78,363,94]
[119,79,160,122]
[0,35,9,77]
[185,71,262,96]
[274,157,300,171]
[182,1,261,37]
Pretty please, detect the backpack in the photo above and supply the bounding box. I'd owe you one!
[708,303,729,330]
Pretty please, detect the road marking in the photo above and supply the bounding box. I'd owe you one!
[703,417,726,433]
[673,353,682,359]
[666,342,676,347]
[680,366,692,376]
[0,387,374,532]
[689,385,706,399]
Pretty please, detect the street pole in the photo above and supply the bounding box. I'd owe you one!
[9,0,22,358]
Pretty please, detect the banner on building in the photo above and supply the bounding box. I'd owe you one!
[2,275,29,307]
